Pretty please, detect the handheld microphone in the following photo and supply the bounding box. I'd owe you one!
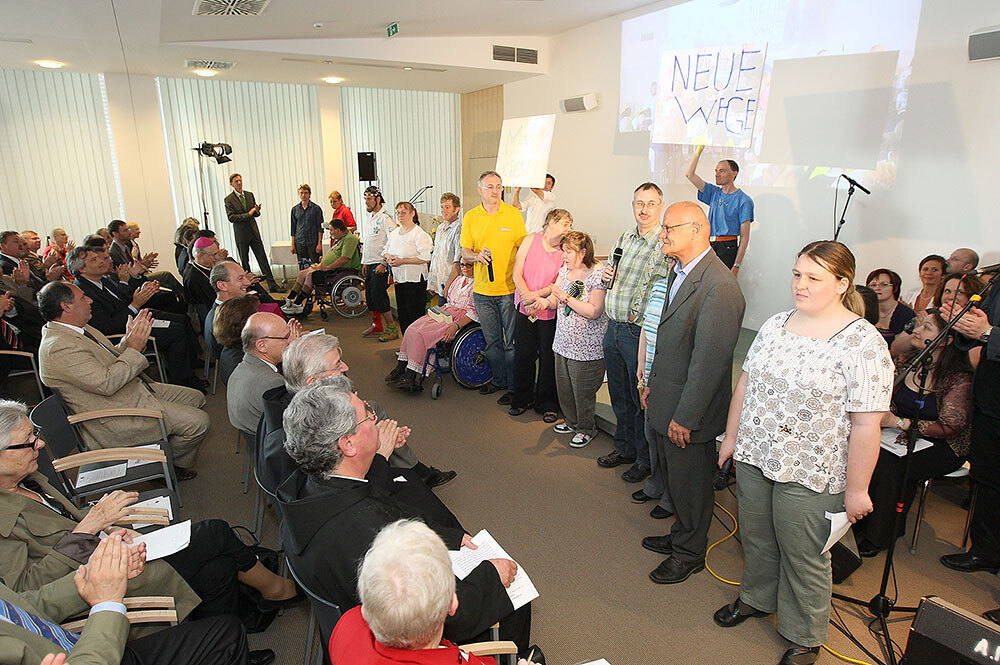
[713,457,735,490]
[486,258,494,282]
[565,280,584,316]
[964,262,1000,277]
[839,173,871,195]
[605,248,624,289]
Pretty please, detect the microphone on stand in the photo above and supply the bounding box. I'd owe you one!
[604,247,624,289]
[839,173,871,195]
[565,280,584,316]
[964,262,1000,277]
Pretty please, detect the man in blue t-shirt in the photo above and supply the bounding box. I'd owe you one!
[685,145,754,274]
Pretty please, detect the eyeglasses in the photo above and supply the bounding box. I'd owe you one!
[633,201,661,209]
[5,427,42,451]
[479,184,503,192]
[355,401,377,427]
[260,333,291,342]
[661,221,693,234]
[868,281,892,289]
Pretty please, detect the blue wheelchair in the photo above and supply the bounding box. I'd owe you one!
[419,323,493,399]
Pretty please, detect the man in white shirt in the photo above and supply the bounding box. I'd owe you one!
[511,174,556,235]
[360,186,398,339]
[428,193,463,304]
[227,311,299,434]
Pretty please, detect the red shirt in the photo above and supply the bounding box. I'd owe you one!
[329,606,497,665]
[332,205,357,232]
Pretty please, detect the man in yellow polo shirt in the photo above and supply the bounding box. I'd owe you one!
[461,170,526,403]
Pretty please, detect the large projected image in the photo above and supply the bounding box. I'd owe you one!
[618,0,922,190]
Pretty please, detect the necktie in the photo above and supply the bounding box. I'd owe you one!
[0,319,20,350]
[82,329,156,393]
[239,192,247,210]
[0,595,80,651]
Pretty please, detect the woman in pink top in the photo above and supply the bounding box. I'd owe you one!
[509,208,574,421]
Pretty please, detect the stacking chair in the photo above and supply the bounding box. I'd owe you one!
[62,596,178,632]
[106,334,165,383]
[909,461,977,553]
[29,393,181,519]
[286,557,341,665]
[0,349,46,403]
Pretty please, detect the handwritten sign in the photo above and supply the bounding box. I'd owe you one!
[495,114,556,188]
[651,44,767,148]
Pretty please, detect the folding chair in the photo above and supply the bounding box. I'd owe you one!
[106,335,165,383]
[909,461,977,553]
[0,349,45,403]
[62,596,178,632]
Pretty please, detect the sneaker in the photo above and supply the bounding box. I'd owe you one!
[362,324,384,338]
[280,302,305,315]
[553,423,574,434]
[570,432,593,448]
[378,325,400,342]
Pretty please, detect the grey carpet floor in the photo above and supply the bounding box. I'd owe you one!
[122,314,1000,665]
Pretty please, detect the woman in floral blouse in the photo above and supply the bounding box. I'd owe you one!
[715,241,893,665]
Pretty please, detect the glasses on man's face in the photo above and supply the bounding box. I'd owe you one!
[356,401,377,427]
[633,200,660,210]
[5,426,42,451]
[661,221,693,234]
[261,332,291,342]
[479,184,503,193]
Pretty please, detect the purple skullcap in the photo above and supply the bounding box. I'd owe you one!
[193,237,216,249]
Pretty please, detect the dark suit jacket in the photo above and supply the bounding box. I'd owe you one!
[0,254,44,293]
[74,275,143,336]
[647,249,745,442]
[224,190,263,245]
[109,241,132,268]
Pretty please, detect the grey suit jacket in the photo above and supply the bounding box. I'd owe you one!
[227,353,285,434]
[224,190,263,245]
[646,250,745,442]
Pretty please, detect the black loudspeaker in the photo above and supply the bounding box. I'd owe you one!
[830,540,861,585]
[358,152,377,182]
[901,596,1000,664]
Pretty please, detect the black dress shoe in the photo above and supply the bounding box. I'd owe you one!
[622,462,651,483]
[423,467,457,488]
[497,392,513,405]
[983,608,1000,625]
[649,556,704,584]
[650,505,674,519]
[778,645,820,665]
[940,551,1000,574]
[173,466,198,481]
[249,649,276,665]
[631,489,654,503]
[857,539,882,558]
[641,534,673,555]
[597,451,635,468]
[480,383,501,395]
[257,590,307,611]
[713,598,768,627]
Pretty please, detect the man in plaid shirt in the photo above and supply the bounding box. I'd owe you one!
[598,182,672,485]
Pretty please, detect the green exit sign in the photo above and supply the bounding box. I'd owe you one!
[386,22,399,37]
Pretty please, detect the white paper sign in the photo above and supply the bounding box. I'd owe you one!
[76,464,126,487]
[450,529,539,610]
[495,115,556,188]
[132,520,191,561]
[651,43,767,147]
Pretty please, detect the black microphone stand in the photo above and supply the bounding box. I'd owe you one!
[832,270,1000,665]
[833,180,855,242]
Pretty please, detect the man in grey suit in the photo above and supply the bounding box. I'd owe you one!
[640,201,745,584]
[226,311,300,434]
[224,173,279,292]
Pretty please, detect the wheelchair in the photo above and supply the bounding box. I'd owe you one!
[300,269,368,320]
[419,323,493,399]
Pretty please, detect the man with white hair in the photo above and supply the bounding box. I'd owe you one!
[276,378,530,653]
[330,519,542,664]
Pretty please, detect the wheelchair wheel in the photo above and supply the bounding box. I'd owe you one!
[331,274,367,318]
[430,382,442,400]
[450,325,492,389]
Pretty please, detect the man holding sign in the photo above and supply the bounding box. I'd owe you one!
[686,146,754,274]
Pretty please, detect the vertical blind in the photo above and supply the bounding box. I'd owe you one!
[157,77,324,261]
[339,87,461,237]
[0,69,124,243]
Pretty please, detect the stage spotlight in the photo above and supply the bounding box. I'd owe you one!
[198,141,233,164]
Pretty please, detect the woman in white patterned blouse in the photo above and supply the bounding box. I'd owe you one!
[713,241,893,665]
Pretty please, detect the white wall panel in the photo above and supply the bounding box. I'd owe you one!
[157,77,324,262]
[0,69,123,243]
[339,87,461,236]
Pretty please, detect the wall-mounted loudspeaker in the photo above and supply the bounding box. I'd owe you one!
[358,152,377,182]
[969,26,1000,62]
[560,93,599,113]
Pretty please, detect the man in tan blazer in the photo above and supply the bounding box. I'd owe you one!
[36,282,209,479]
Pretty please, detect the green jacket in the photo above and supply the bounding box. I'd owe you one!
[0,474,199,636]
[0,574,128,665]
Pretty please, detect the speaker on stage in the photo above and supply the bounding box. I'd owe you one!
[901,596,1000,664]
[358,152,377,182]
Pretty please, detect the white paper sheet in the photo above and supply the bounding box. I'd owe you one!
[449,529,539,610]
[822,511,851,555]
[76,464,126,487]
[151,319,170,329]
[129,495,173,530]
[578,660,612,665]
[392,476,407,483]
[126,444,160,469]
[132,520,190,561]
[879,427,934,458]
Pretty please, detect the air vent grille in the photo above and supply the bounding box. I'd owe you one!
[185,59,237,70]
[492,45,516,62]
[515,48,538,64]
[192,0,271,16]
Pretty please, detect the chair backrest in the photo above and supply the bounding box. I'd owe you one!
[285,556,342,656]
[29,393,88,496]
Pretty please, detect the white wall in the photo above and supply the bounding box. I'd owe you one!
[504,0,1000,329]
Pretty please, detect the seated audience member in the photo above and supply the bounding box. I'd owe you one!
[330,519,542,665]
[946,247,979,275]
[276,377,531,653]
[106,221,184,311]
[259,334,455,491]
[0,533,269,665]
[0,289,44,383]
[855,285,879,325]
[281,219,361,315]
[0,231,60,298]
[891,273,986,367]
[227,312,301,434]
[205,260,252,360]
[328,190,357,233]
[37,282,209,479]
[0,399,297,633]
[174,218,200,274]
[902,254,947,315]
[192,231,274,305]
[42,227,74,269]
[20,231,64,282]
[867,267,916,345]
[213,294,260,385]
[183,237,223,325]
[854,313,973,557]
[66,245,204,389]
[385,260,477,393]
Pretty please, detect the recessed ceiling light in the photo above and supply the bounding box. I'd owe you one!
[35,60,64,69]
[403,66,413,71]
[322,76,345,84]
[192,69,218,77]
